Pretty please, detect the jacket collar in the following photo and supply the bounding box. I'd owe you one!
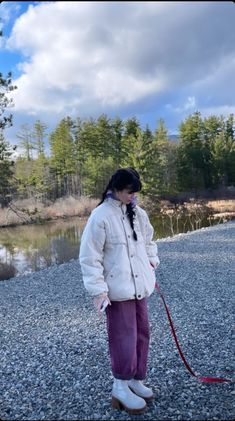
[105,197,127,213]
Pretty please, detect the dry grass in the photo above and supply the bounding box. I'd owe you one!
[0,196,98,227]
[0,196,234,228]
[207,200,235,213]
[0,207,24,227]
[45,196,98,218]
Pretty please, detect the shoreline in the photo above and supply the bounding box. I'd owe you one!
[0,197,234,229]
[156,219,229,242]
[0,219,233,281]
[1,221,234,420]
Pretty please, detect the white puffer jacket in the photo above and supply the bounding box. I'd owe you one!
[79,197,160,301]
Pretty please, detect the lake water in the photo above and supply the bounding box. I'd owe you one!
[0,213,229,280]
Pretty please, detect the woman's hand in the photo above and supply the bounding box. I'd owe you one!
[93,292,111,312]
[150,256,160,269]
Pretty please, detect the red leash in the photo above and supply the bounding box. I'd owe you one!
[155,281,234,383]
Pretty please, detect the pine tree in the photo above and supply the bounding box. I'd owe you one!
[0,71,17,130]
[33,120,47,157]
[121,117,141,167]
[49,117,77,196]
[211,115,235,186]
[111,117,124,167]
[16,124,34,160]
[14,157,36,197]
[177,112,205,194]
[142,119,173,197]
[0,131,16,204]
[0,30,17,203]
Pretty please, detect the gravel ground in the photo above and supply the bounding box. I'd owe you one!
[0,221,235,421]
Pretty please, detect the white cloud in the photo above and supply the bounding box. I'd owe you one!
[200,105,235,118]
[166,96,197,114]
[6,1,171,116]
[0,1,21,47]
[4,1,235,124]
[0,1,21,27]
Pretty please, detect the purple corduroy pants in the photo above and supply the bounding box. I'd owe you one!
[105,298,150,380]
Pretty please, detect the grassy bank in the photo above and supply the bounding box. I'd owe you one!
[0,196,98,228]
[0,196,235,228]
[206,199,235,217]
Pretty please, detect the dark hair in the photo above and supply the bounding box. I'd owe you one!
[98,167,142,241]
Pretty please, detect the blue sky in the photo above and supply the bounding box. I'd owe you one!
[1,1,235,148]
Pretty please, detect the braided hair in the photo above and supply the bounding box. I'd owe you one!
[98,168,142,241]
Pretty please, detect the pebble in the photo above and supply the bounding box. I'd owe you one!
[0,221,234,420]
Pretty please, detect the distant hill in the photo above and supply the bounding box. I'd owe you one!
[168,134,179,142]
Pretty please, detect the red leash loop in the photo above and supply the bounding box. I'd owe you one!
[155,282,234,383]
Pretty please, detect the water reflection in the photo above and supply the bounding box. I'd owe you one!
[149,213,219,239]
[0,213,228,281]
[0,217,86,280]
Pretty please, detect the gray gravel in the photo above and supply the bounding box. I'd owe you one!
[0,221,235,421]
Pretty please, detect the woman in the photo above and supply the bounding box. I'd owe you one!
[79,168,160,414]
